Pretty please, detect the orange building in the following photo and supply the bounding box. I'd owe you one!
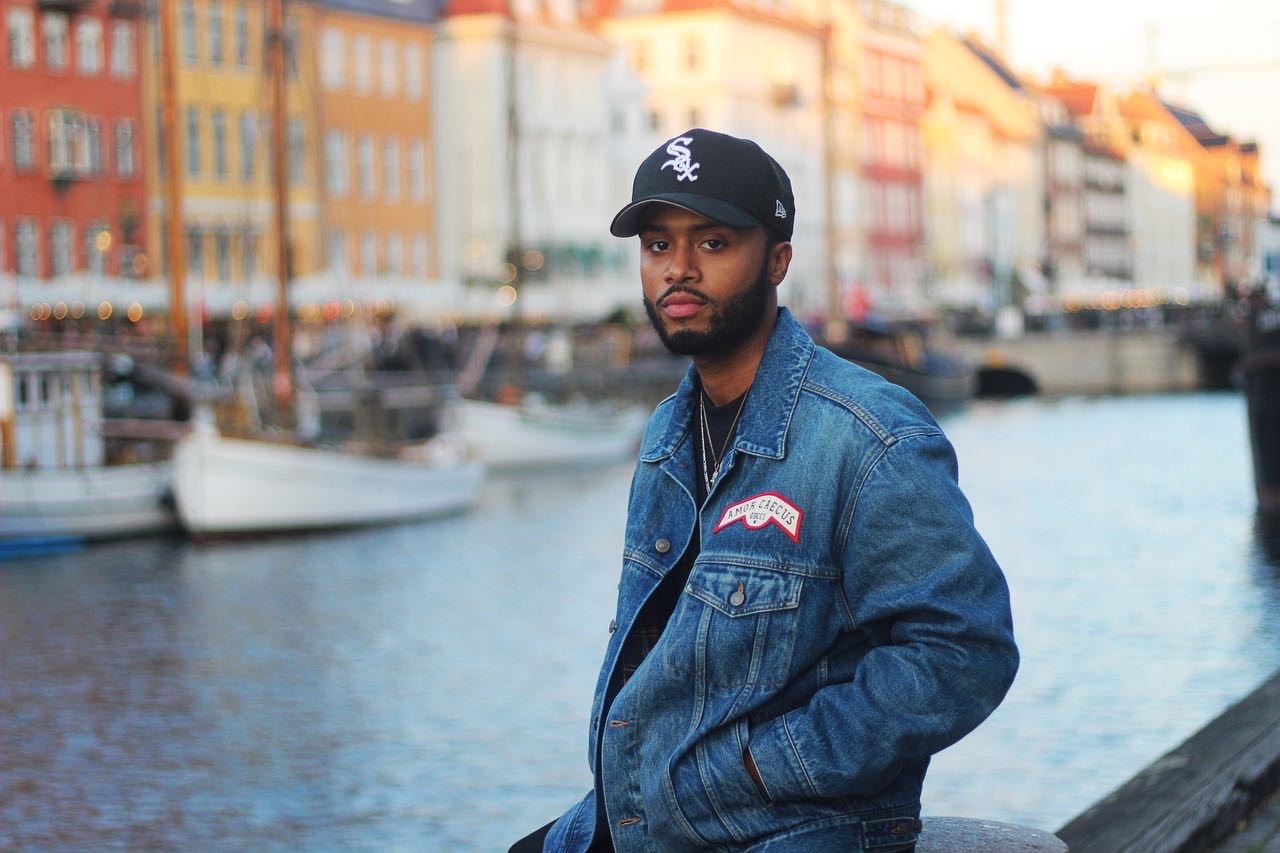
[314,0,439,287]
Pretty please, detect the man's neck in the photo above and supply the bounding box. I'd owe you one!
[693,310,777,405]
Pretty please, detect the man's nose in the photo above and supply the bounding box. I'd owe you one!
[664,243,696,283]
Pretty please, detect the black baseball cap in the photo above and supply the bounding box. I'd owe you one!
[610,128,795,241]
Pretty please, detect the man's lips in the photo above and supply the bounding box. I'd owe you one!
[660,293,706,319]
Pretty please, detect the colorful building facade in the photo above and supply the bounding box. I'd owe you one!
[315,0,440,291]
[143,0,323,314]
[0,0,148,293]
[856,0,926,317]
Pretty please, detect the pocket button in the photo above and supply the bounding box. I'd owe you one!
[728,581,746,607]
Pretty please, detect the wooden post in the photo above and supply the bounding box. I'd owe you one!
[268,0,293,419]
[0,360,15,469]
[159,0,188,376]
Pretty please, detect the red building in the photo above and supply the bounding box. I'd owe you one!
[0,0,148,284]
[859,0,926,315]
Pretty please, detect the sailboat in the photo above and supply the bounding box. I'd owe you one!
[168,0,484,536]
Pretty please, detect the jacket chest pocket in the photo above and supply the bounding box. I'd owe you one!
[664,562,803,690]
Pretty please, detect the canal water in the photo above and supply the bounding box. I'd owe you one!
[2,391,1278,850]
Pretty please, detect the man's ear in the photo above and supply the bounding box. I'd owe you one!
[768,242,793,287]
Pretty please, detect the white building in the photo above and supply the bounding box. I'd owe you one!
[432,2,632,322]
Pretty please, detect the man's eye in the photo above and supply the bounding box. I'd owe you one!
[646,240,669,252]
[702,239,725,250]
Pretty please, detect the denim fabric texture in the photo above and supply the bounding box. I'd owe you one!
[545,308,1018,852]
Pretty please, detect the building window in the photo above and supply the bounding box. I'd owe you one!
[233,3,249,67]
[382,137,399,201]
[187,229,203,278]
[84,223,107,275]
[408,139,426,202]
[412,234,428,277]
[287,118,304,184]
[357,134,374,199]
[12,111,37,172]
[43,12,69,71]
[208,0,223,65]
[47,110,82,176]
[115,119,136,178]
[284,16,299,78]
[7,7,35,69]
[379,37,397,98]
[212,109,226,178]
[85,118,102,175]
[354,34,372,94]
[75,18,102,75]
[110,21,135,78]
[327,230,347,272]
[683,34,700,71]
[324,130,348,197]
[321,27,345,90]
[238,111,256,181]
[185,106,200,176]
[360,229,377,274]
[50,220,73,277]
[404,43,422,100]
[242,231,257,278]
[215,230,231,280]
[386,233,402,274]
[16,220,39,278]
[181,0,197,64]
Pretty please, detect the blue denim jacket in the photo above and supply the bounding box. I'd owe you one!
[546,309,1018,852]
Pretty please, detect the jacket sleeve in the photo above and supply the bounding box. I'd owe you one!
[746,430,1018,800]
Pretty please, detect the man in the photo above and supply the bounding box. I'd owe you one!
[513,129,1018,852]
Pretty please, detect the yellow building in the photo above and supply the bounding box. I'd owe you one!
[144,0,322,313]
[921,29,1043,307]
[314,1,437,288]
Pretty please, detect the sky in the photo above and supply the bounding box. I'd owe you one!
[903,0,1280,209]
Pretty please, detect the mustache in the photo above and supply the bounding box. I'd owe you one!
[656,284,711,305]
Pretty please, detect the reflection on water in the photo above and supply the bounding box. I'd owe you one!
[1,393,1278,849]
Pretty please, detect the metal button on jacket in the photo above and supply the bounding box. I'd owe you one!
[655,538,670,554]
[729,582,746,607]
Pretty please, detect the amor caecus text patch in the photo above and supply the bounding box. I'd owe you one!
[713,492,803,542]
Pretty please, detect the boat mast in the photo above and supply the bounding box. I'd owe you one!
[159,0,188,375]
[268,0,293,413]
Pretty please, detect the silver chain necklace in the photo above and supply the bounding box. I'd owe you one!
[699,391,748,494]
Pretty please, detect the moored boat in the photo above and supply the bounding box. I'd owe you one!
[0,351,181,546]
[454,397,647,472]
[823,321,976,418]
[1242,292,1280,514]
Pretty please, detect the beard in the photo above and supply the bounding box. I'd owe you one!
[643,258,771,357]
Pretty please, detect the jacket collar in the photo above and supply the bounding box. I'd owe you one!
[640,307,814,464]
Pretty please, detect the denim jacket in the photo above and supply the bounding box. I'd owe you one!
[546,308,1018,852]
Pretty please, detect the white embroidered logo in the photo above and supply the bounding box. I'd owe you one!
[714,492,804,542]
[661,137,700,182]
[775,200,787,219]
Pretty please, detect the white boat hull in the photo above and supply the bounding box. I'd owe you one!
[456,400,646,471]
[0,463,176,541]
[172,429,486,535]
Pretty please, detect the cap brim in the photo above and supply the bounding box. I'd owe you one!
[609,194,761,237]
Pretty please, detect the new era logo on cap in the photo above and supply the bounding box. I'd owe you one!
[610,128,795,241]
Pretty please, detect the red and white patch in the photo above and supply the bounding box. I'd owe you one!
[713,492,804,542]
